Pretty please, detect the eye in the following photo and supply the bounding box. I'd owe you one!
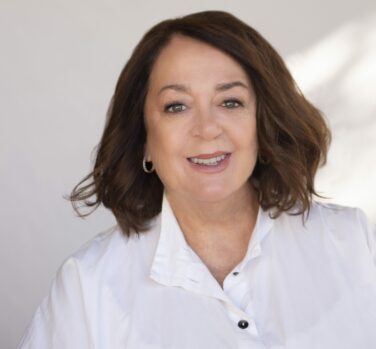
[164,102,187,113]
[222,99,243,109]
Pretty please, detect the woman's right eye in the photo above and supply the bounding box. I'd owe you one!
[164,103,186,113]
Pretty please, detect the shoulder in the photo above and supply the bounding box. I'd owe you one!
[269,201,376,272]
[275,200,364,230]
[309,201,375,259]
[311,201,371,230]
[18,217,162,347]
[274,200,374,250]
[68,224,132,272]
[61,215,161,281]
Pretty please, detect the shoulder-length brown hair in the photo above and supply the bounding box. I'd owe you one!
[70,10,331,235]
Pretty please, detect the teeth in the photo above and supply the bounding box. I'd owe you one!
[189,154,227,166]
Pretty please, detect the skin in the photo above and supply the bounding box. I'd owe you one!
[144,34,259,287]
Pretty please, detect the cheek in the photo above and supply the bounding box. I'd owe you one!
[146,123,186,162]
[232,119,258,153]
[249,130,258,154]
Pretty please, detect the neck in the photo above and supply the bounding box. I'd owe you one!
[165,184,259,242]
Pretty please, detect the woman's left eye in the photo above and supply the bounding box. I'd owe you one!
[222,99,243,109]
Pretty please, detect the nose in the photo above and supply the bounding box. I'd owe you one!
[190,105,223,140]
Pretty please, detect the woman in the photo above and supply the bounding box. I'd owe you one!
[19,10,376,349]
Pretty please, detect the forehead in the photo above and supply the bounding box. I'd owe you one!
[148,35,250,89]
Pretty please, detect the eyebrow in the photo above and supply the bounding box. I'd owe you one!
[157,80,250,96]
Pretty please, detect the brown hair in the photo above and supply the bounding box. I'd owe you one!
[70,10,331,235]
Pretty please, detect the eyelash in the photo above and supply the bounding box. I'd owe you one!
[164,99,244,113]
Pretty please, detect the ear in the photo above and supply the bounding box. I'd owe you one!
[143,143,151,162]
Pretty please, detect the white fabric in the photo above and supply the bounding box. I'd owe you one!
[19,193,376,349]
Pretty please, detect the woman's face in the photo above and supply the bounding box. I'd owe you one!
[144,35,258,203]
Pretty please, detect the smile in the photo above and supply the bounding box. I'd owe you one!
[188,154,227,166]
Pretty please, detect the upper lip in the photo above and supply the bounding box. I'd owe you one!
[188,151,230,159]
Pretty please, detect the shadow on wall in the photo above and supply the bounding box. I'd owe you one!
[287,12,376,222]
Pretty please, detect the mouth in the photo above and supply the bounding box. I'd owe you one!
[187,152,231,167]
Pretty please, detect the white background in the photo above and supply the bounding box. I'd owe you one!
[1,1,376,347]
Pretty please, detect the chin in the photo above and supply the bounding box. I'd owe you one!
[188,186,235,203]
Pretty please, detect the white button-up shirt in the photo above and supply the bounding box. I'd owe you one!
[19,193,376,348]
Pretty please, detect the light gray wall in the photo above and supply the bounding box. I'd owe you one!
[1,1,375,347]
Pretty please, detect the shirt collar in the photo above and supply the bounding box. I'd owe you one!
[150,192,206,286]
[236,199,274,271]
[149,191,273,298]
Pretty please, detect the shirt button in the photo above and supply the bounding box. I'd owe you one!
[238,320,249,329]
[232,271,239,276]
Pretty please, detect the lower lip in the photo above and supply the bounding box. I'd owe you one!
[187,154,231,174]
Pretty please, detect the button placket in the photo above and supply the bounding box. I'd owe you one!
[233,309,254,327]
[250,244,261,258]
[225,303,259,336]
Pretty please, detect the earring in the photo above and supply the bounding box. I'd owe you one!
[143,158,155,173]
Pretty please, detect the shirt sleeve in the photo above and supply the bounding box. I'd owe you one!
[18,257,94,349]
[356,208,376,267]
